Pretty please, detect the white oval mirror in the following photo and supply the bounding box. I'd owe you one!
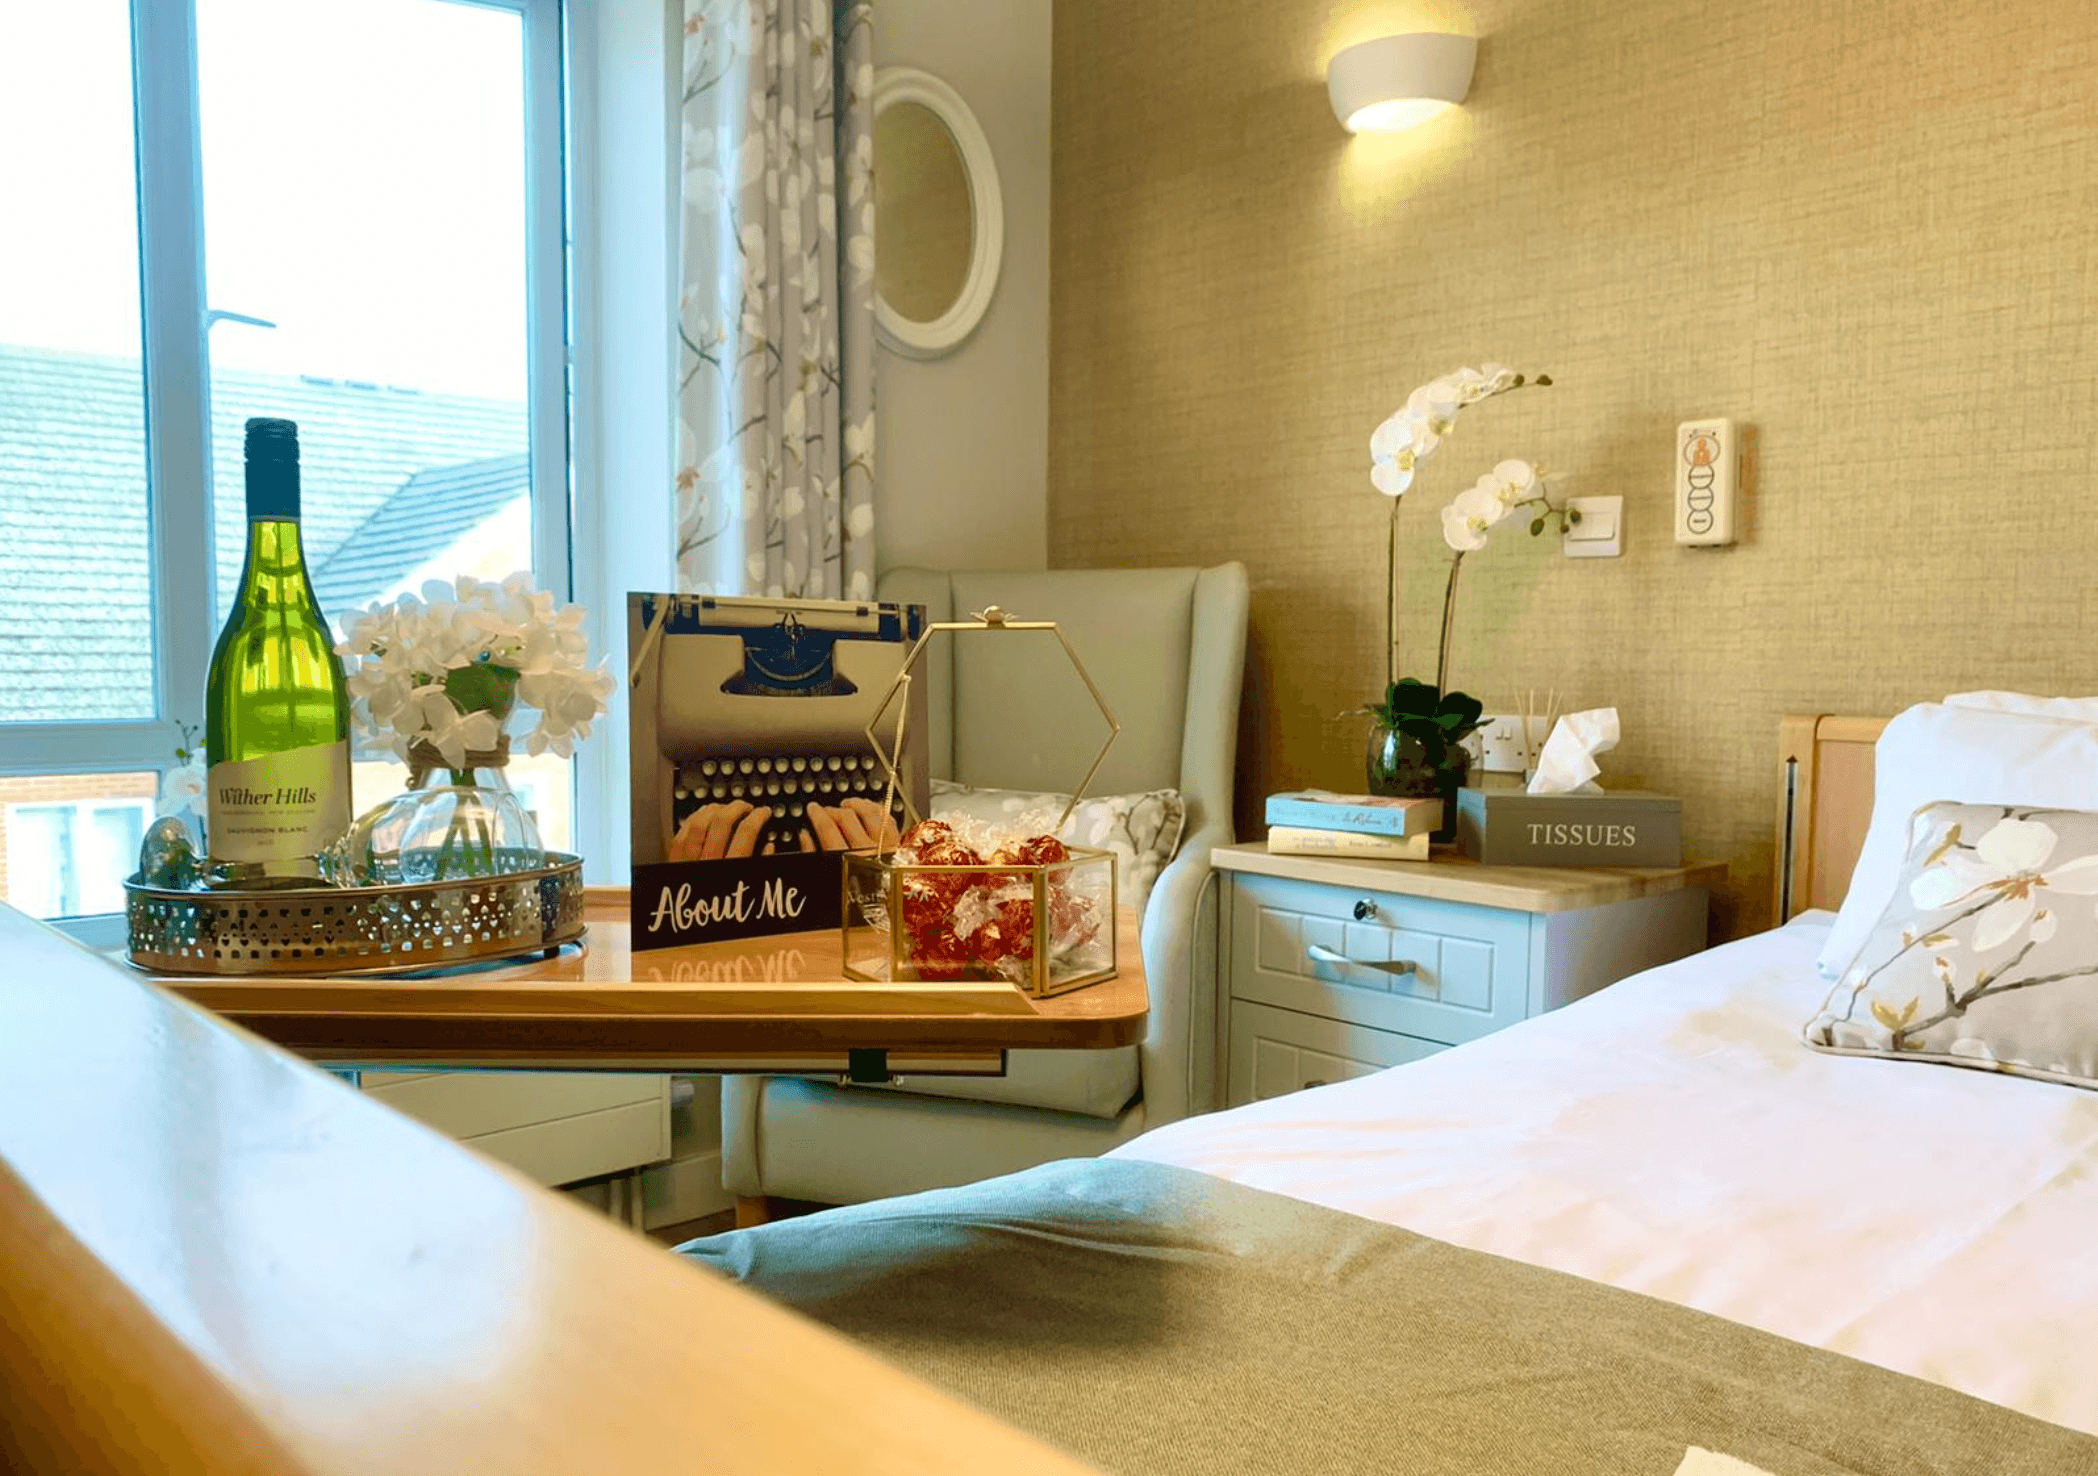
[873,68,1002,359]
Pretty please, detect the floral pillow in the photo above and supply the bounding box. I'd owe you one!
[928,780,1187,917]
[1804,801,2098,1089]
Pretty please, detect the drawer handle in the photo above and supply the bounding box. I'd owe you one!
[1306,943,1417,977]
[1352,899,1379,921]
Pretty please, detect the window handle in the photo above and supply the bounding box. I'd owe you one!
[1306,943,1416,977]
[204,308,276,331]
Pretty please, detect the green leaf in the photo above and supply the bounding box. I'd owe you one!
[1369,681,1489,745]
[1530,518,1545,536]
[1437,690,1484,729]
[1385,680,1441,718]
[1567,508,1582,525]
[443,662,521,720]
[1534,373,1553,386]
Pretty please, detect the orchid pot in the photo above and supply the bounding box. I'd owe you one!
[1365,679,1479,843]
[1360,363,1573,840]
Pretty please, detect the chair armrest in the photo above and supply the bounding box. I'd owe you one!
[1136,821,1232,1123]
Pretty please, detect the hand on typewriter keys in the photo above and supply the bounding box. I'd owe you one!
[669,795,900,860]
[798,797,901,854]
[668,801,773,862]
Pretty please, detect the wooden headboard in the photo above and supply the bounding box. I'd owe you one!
[1775,715,1888,923]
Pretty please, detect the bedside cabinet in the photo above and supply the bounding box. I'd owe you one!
[1212,844,1724,1107]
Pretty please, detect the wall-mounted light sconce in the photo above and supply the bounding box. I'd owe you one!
[1327,32,1477,134]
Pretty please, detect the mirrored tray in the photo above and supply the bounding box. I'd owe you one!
[125,852,586,977]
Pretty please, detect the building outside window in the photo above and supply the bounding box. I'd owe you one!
[3,786,153,919]
[0,0,577,920]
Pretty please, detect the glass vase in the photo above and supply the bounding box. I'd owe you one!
[328,758,545,886]
[1366,725,1470,845]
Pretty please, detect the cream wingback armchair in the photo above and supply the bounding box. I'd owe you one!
[720,563,1250,1211]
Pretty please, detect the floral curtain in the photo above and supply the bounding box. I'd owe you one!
[675,0,877,600]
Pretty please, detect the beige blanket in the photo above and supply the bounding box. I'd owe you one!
[681,1159,2095,1476]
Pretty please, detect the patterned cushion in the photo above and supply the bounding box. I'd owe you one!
[929,780,1186,917]
[1805,801,2098,1090]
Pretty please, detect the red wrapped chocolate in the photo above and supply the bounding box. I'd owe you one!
[990,835,1068,869]
[971,893,1038,968]
[904,836,985,915]
[993,834,1099,951]
[898,817,956,852]
[905,921,970,981]
[843,814,1117,997]
[1050,884,1100,951]
[915,836,984,872]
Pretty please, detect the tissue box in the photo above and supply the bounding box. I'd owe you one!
[1454,788,1680,867]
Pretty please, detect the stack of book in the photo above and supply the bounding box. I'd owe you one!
[1263,791,1441,860]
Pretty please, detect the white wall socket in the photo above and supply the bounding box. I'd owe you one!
[1476,713,1555,773]
[1562,495,1623,558]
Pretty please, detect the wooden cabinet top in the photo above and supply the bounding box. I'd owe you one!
[1213,843,1725,915]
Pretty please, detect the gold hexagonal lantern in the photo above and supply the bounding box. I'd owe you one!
[841,607,1120,998]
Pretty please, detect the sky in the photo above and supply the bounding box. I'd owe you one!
[0,0,529,403]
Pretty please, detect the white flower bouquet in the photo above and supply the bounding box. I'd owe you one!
[326,574,614,884]
[336,573,615,776]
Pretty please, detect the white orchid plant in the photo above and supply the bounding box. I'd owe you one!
[335,573,615,780]
[158,723,206,823]
[1363,364,1566,759]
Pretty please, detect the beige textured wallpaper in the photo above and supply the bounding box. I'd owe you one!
[1049,0,2098,935]
[877,0,1051,573]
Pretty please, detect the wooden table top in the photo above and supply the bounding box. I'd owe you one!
[1214,842,1725,915]
[0,906,1100,1476]
[147,889,1149,1072]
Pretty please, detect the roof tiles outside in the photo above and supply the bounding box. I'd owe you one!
[312,452,532,614]
[0,344,528,727]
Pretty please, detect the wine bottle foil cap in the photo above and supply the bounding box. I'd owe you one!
[244,417,300,464]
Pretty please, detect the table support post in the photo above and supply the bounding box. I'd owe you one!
[845,1048,891,1085]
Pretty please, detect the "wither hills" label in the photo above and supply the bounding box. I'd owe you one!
[207,740,350,863]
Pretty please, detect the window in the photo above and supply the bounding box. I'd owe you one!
[5,794,152,919]
[0,0,574,918]
[194,0,544,622]
[0,1,152,727]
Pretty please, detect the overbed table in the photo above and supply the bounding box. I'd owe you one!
[149,888,1149,1079]
[0,902,1103,1475]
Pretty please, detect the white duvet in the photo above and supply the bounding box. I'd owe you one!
[1115,913,2098,1436]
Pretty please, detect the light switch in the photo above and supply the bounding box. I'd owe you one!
[1562,496,1622,559]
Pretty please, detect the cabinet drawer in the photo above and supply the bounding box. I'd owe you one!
[359,1072,671,1185]
[461,1098,672,1188]
[1226,872,1532,1045]
[361,1071,668,1140]
[1225,1000,1441,1106]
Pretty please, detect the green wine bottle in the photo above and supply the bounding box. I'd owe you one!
[204,418,351,888]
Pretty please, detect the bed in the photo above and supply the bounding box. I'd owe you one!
[685,714,2098,1473]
